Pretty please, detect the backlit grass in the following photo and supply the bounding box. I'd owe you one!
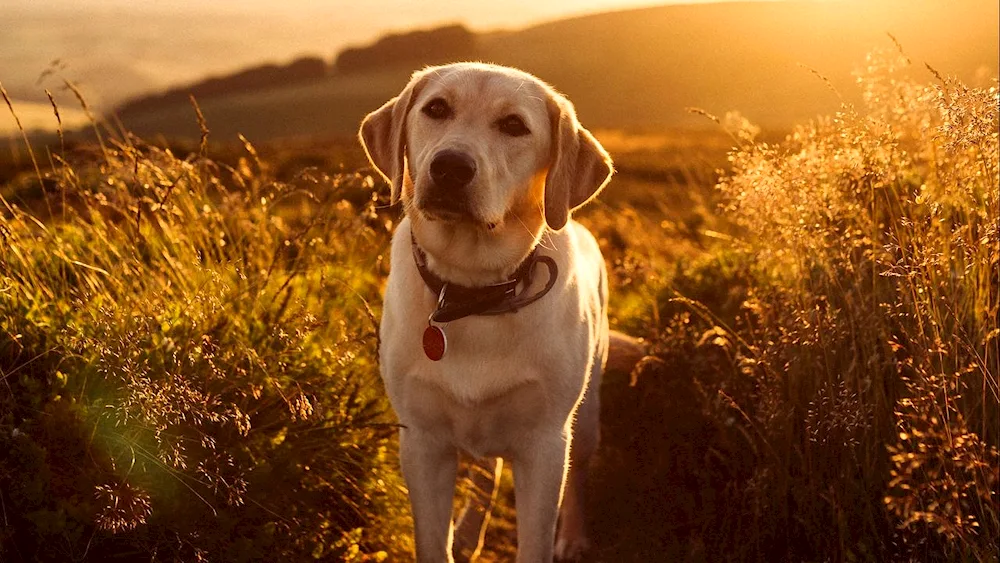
[1,47,997,562]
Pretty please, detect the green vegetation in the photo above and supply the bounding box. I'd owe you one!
[0,125,412,560]
[1,49,997,562]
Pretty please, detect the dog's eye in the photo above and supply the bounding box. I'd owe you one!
[497,115,530,137]
[422,98,452,120]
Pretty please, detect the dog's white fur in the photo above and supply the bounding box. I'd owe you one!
[360,62,613,563]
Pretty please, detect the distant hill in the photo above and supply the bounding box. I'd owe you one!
[112,0,999,141]
[334,24,478,74]
[115,25,479,119]
[116,57,329,117]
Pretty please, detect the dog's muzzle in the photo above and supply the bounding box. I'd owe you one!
[421,150,476,218]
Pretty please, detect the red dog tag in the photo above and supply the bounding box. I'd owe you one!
[422,325,447,361]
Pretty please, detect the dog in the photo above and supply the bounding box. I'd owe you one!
[359,62,613,563]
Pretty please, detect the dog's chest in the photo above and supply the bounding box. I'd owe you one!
[380,310,586,457]
[402,373,550,458]
[384,310,572,402]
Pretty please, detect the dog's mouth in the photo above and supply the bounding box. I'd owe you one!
[416,195,502,232]
[418,195,471,221]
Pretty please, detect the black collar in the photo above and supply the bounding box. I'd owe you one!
[411,233,558,323]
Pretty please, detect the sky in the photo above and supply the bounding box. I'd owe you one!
[1,0,736,29]
[6,1,728,31]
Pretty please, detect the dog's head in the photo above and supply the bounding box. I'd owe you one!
[360,63,612,280]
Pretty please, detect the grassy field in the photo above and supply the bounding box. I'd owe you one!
[1,49,997,562]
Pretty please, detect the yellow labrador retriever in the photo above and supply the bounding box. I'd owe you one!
[359,62,613,562]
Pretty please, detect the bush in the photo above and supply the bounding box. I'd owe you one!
[623,48,998,561]
[0,136,409,561]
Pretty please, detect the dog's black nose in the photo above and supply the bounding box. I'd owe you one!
[429,150,476,190]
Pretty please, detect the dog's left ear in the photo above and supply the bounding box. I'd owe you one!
[544,96,614,231]
[359,70,429,204]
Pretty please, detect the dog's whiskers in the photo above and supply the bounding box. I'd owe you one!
[401,197,418,217]
[510,211,539,241]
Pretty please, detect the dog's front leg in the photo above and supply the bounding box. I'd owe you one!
[513,432,571,563]
[400,426,459,563]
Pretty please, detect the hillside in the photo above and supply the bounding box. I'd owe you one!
[111,0,998,140]
[114,57,328,117]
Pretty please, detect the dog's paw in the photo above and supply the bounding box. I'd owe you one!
[554,534,591,561]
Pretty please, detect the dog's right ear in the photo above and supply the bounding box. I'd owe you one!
[359,71,428,204]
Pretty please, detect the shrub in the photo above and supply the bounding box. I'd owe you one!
[627,48,997,561]
[0,134,409,561]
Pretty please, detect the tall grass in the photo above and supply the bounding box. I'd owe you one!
[625,47,998,561]
[0,115,409,560]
